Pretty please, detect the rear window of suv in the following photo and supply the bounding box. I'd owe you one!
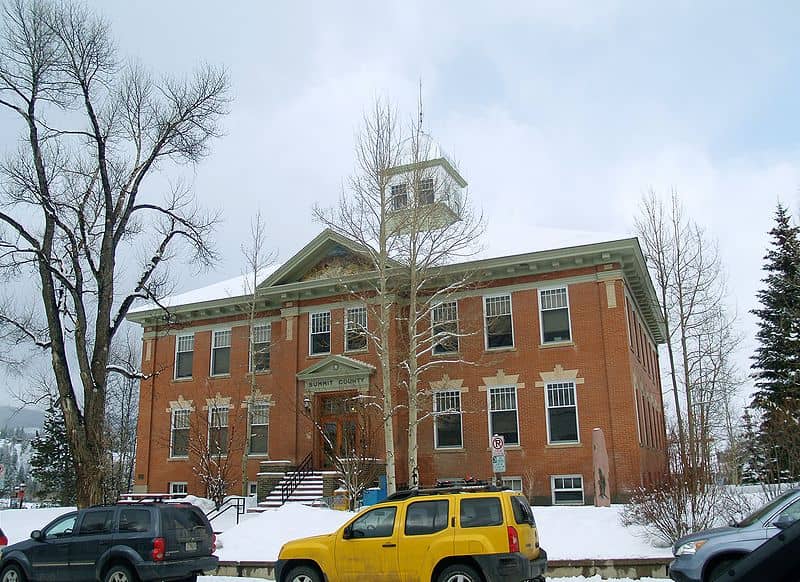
[511,495,535,525]
[460,498,503,528]
[160,506,209,536]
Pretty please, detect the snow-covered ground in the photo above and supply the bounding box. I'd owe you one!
[0,503,671,581]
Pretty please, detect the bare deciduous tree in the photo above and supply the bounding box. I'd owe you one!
[0,0,228,506]
[314,99,484,492]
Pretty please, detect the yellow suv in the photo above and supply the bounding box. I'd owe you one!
[275,486,547,582]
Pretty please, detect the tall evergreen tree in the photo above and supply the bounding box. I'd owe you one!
[750,204,800,480]
[751,204,800,403]
[30,405,76,505]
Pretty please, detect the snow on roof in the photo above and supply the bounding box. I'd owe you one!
[477,226,632,261]
[128,265,280,314]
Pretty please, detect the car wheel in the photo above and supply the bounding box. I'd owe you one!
[707,557,739,582]
[285,565,322,582]
[1,565,26,582]
[437,563,483,582]
[104,564,137,582]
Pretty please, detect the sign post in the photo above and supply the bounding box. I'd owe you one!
[491,434,506,485]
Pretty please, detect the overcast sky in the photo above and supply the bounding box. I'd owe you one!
[2,1,800,405]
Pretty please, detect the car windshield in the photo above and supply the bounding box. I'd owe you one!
[737,489,799,527]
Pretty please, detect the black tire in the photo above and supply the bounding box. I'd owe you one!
[437,563,483,582]
[284,565,322,582]
[0,564,26,582]
[104,564,137,582]
[706,557,738,582]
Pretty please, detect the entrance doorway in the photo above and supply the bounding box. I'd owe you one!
[318,394,360,469]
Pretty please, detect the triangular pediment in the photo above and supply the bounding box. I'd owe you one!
[296,355,376,381]
[260,229,385,288]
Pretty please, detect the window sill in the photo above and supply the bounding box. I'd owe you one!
[308,352,331,359]
[168,457,189,462]
[209,373,231,379]
[344,348,369,355]
[248,370,272,376]
[485,445,521,451]
[172,377,193,383]
[434,447,466,453]
[540,340,574,349]
[484,346,516,353]
[248,453,270,458]
[546,442,582,449]
[432,351,461,358]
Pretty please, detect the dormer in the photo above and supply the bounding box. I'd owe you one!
[385,134,467,234]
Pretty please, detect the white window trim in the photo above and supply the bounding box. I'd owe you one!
[486,384,521,446]
[309,310,332,356]
[209,328,232,377]
[169,482,188,495]
[248,401,270,456]
[501,476,523,492]
[207,405,230,456]
[431,300,460,354]
[538,286,573,345]
[174,333,194,380]
[169,408,190,459]
[249,322,271,372]
[433,390,464,450]
[544,380,580,445]
[551,474,584,505]
[483,293,515,351]
[344,305,368,352]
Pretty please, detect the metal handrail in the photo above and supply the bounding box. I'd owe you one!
[281,452,313,504]
[206,496,246,526]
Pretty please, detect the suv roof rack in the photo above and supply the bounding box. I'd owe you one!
[117,493,187,504]
[382,485,508,502]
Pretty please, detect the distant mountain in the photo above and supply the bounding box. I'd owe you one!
[0,406,44,430]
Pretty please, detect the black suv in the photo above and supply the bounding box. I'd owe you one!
[0,502,218,582]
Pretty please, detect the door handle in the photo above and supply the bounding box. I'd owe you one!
[382,543,396,548]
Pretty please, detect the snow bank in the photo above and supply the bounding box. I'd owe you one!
[215,503,353,562]
[535,506,672,560]
[0,507,76,544]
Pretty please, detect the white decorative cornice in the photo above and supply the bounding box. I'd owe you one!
[429,374,468,392]
[203,392,232,410]
[535,365,585,388]
[478,369,525,392]
[166,395,194,413]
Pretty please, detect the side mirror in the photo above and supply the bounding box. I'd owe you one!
[31,530,43,541]
[342,525,352,540]
[773,515,796,530]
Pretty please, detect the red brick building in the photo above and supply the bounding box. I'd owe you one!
[128,228,667,505]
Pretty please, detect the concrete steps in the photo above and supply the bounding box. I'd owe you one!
[251,471,325,511]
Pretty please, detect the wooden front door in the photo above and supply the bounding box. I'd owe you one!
[318,394,359,469]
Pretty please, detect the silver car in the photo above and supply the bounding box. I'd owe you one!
[668,487,800,582]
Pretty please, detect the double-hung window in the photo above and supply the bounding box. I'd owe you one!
[170,409,190,458]
[551,475,584,505]
[250,324,271,372]
[432,301,459,354]
[310,311,331,355]
[391,183,408,210]
[174,334,194,379]
[211,330,231,375]
[546,381,579,443]
[248,402,269,455]
[539,287,571,343]
[417,177,435,205]
[484,294,514,349]
[169,482,188,495]
[434,390,463,448]
[345,306,368,351]
[208,406,229,455]
[488,385,519,445]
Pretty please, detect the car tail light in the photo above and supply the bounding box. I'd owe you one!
[211,533,217,553]
[507,526,520,553]
[152,537,166,561]
[0,533,7,547]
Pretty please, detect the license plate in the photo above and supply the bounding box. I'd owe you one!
[186,541,197,552]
